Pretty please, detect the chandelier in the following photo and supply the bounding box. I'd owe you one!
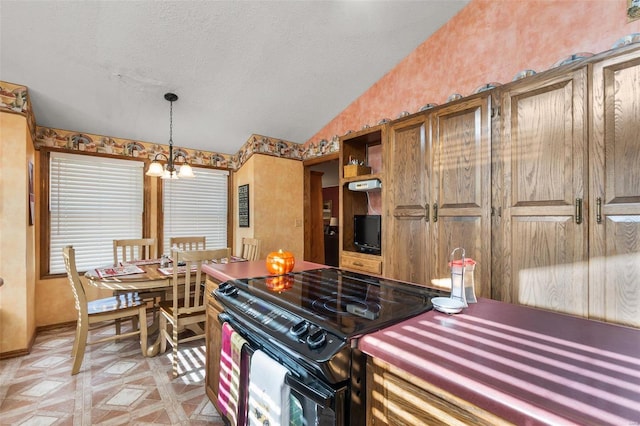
[146,92,194,179]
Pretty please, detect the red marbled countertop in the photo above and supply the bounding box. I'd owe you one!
[202,259,328,283]
[359,298,640,426]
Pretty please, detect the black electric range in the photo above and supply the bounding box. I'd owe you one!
[214,268,449,425]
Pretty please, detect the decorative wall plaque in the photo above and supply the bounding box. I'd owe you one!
[238,184,249,228]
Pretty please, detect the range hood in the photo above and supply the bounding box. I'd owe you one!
[348,179,382,192]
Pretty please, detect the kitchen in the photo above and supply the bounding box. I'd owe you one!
[2,1,640,424]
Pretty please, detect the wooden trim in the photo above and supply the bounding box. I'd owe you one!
[303,166,311,260]
[0,327,38,360]
[143,172,152,238]
[227,173,234,250]
[38,150,51,278]
[302,151,338,167]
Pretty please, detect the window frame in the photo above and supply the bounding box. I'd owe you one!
[39,149,233,279]
[156,166,233,255]
[39,150,152,278]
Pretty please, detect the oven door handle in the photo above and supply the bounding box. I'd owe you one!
[285,374,333,409]
[218,312,334,408]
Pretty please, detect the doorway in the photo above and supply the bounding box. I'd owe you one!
[303,155,339,265]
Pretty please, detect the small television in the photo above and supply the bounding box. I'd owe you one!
[353,214,381,255]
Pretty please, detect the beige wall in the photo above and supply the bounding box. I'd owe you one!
[0,112,36,354]
[233,154,304,261]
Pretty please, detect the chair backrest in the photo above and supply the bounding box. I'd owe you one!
[240,237,261,261]
[172,248,230,315]
[62,246,88,318]
[113,238,156,265]
[169,236,206,251]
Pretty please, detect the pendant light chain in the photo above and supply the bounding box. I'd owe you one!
[169,99,173,146]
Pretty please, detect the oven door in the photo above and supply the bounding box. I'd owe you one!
[286,373,345,425]
[219,312,348,426]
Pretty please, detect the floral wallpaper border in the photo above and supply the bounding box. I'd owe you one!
[1,81,37,144]
[1,81,339,171]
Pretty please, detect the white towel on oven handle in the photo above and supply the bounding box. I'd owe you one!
[247,349,290,426]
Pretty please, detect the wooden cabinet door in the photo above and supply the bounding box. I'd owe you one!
[500,68,589,315]
[385,115,430,284]
[590,49,640,328]
[430,96,492,298]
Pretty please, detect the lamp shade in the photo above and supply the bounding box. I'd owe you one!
[146,161,164,177]
[178,163,195,178]
[329,217,339,227]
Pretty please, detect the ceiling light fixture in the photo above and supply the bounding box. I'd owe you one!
[146,92,194,179]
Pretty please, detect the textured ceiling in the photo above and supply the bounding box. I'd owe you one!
[1,1,468,155]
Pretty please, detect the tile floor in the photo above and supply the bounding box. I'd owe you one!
[0,323,226,425]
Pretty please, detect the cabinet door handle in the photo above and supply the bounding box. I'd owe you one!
[596,197,602,224]
[353,262,364,267]
[575,198,583,225]
[433,203,438,222]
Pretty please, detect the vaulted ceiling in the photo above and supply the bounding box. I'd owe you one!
[1,1,468,154]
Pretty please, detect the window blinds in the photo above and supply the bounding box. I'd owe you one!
[49,152,144,274]
[163,168,229,255]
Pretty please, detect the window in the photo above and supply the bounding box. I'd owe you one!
[162,168,228,254]
[49,152,144,274]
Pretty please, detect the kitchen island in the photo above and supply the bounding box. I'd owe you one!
[359,298,640,426]
[202,263,640,425]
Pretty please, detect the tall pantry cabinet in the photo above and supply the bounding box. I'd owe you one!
[384,94,492,298]
[499,45,640,328]
[430,96,492,298]
[589,48,640,328]
[384,114,430,285]
[499,66,589,316]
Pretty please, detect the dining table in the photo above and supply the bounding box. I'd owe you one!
[84,259,172,356]
[84,256,247,356]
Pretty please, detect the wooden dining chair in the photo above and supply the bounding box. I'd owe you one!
[169,236,206,251]
[112,238,164,335]
[240,237,260,261]
[159,247,231,377]
[113,238,157,265]
[63,246,147,375]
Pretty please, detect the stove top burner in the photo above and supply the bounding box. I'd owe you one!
[311,294,381,319]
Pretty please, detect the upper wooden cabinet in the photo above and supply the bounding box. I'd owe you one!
[589,48,640,328]
[499,66,589,316]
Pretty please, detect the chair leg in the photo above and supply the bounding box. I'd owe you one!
[71,320,81,358]
[138,307,148,357]
[159,314,168,354]
[71,319,89,375]
[172,319,179,378]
